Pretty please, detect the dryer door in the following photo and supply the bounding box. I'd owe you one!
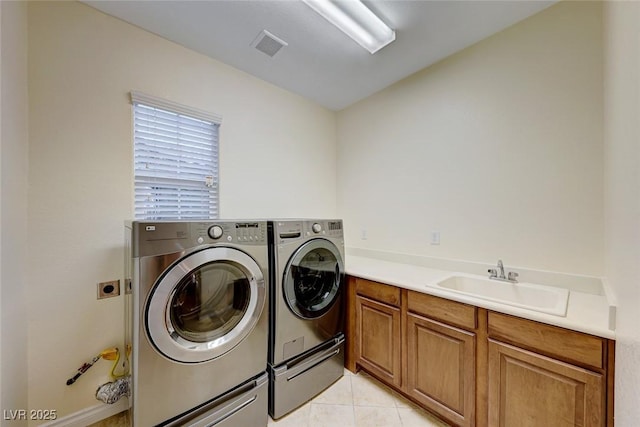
[283,239,344,319]
[146,247,265,363]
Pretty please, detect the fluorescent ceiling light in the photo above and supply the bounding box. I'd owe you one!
[302,0,395,54]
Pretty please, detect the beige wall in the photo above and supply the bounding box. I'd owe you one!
[337,1,603,276]
[27,1,336,419]
[603,1,640,424]
[1,1,29,423]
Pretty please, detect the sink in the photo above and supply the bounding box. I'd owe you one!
[435,275,569,316]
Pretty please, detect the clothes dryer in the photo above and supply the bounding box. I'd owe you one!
[125,221,269,426]
[267,219,346,419]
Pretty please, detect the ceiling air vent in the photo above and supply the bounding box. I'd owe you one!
[251,30,288,58]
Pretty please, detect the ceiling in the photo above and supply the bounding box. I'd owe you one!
[84,1,555,111]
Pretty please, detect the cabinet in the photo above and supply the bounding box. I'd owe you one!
[405,291,477,426]
[488,340,603,427]
[353,278,402,387]
[345,276,615,427]
[407,312,475,427]
[487,311,608,427]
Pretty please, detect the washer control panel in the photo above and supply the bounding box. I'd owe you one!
[233,222,267,243]
[193,221,267,245]
[132,221,268,257]
[208,225,224,239]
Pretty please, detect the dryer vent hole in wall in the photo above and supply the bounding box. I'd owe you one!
[98,280,120,299]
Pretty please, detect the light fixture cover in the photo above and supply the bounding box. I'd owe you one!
[302,0,395,54]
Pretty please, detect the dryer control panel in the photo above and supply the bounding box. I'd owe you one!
[302,220,343,239]
[274,219,343,245]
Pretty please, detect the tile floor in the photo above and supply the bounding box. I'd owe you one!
[95,369,447,427]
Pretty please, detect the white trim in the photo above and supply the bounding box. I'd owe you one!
[130,91,222,124]
[40,399,128,427]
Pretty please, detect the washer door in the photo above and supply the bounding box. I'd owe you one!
[283,239,344,319]
[146,247,265,363]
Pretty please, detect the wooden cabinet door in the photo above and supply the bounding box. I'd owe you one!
[407,313,476,427]
[488,339,604,427]
[356,295,402,387]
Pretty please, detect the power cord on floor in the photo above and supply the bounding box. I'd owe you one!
[66,347,124,386]
[66,347,131,404]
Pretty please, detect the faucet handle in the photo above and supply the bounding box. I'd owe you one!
[488,268,498,278]
[508,271,519,282]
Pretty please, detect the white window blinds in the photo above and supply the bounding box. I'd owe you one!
[131,92,220,220]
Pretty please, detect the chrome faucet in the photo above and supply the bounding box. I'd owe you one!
[497,259,505,279]
[488,259,519,283]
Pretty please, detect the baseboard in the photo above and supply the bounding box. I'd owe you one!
[40,399,128,427]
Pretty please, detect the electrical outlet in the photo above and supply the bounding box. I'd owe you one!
[98,280,120,299]
[361,229,368,240]
[430,231,440,245]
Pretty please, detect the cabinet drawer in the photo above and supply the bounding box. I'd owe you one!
[488,312,604,370]
[355,278,401,307]
[407,291,476,330]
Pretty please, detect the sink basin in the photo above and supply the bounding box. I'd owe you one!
[435,275,569,316]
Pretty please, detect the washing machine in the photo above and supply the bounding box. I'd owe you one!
[267,219,346,419]
[125,221,269,426]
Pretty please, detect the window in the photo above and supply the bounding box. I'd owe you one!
[131,92,220,220]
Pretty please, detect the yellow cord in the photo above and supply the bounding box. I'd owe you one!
[98,347,127,379]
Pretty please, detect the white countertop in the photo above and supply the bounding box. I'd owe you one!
[346,255,615,340]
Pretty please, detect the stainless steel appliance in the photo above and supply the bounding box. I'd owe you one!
[267,219,346,419]
[125,221,269,426]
